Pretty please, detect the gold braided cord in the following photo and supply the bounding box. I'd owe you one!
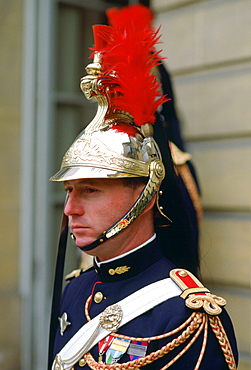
[209,316,237,370]
[194,317,208,370]
[85,296,199,342]
[84,297,236,370]
[83,313,205,370]
[160,314,207,370]
[84,295,92,320]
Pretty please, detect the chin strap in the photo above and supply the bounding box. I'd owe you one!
[77,159,165,252]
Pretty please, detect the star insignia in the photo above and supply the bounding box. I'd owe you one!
[58,312,71,336]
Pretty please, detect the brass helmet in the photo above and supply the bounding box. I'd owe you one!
[50,4,169,251]
[50,50,164,183]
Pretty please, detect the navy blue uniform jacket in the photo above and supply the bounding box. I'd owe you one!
[53,239,238,369]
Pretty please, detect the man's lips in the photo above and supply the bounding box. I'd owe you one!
[71,225,89,232]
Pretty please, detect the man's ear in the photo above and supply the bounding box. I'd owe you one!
[141,193,157,215]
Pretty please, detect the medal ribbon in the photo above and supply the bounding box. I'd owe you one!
[98,335,114,362]
[128,341,148,361]
[105,338,130,364]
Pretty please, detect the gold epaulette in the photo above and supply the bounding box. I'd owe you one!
[64,264,94,282]
[170,268,226,315]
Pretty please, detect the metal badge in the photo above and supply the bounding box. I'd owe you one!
[108,266,131,275]
[99,304,123,331]
[58,312,71,336]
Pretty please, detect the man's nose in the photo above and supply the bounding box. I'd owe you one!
[64,195,83,216]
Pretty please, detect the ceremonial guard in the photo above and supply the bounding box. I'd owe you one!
[48,5,238,370]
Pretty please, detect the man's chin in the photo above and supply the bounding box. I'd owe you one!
[73,236,106,257]
[74,236,97,248]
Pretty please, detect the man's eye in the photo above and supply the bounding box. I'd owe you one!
[85,188,97,194]
[64,187,73,194]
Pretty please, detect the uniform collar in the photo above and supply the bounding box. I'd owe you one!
[95,234,156,268]
[93,237,165,282]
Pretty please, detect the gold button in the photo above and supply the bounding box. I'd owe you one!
[94,291,104,303]
[79,358,86,367]
[179,270,188,277]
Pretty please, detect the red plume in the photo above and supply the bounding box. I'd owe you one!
[92,24,110,51]
[91,4,169,131]
[106,4,154,30]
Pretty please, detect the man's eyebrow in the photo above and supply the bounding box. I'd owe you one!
[64,179,96,186]
[78,179,96,185]
[64,181,73,187]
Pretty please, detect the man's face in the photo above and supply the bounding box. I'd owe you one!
[64,178,145,256]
